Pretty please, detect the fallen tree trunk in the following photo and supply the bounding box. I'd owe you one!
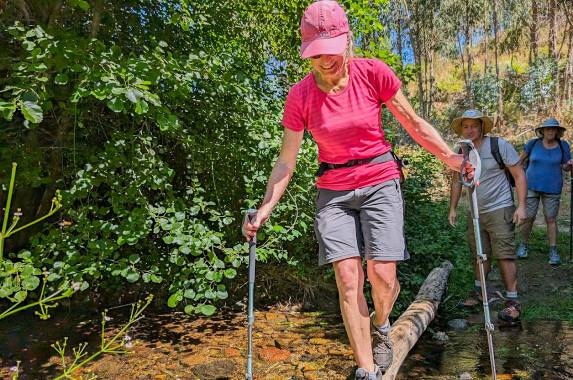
[382,261,453,380]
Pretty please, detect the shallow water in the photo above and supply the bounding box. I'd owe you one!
[1,307,572,379]
[399,320,573,379]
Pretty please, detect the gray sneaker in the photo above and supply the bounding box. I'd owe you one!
[549,247,561,265]
[516,243,528,258]
[372,327,393,371]
[355,365,383,380]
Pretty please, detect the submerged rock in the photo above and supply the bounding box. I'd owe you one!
[447,319,469,331]
[432,331,449,341]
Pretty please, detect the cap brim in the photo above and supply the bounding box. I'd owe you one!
[300,33,347,59]
[535,126,566,137]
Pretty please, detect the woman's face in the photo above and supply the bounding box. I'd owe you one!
[542,127,558,140]
[310,54,346,80]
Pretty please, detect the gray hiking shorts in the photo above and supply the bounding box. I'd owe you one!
[525,190,561,220]
[314,178,410,266]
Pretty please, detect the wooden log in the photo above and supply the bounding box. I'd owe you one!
[382,261,454,380]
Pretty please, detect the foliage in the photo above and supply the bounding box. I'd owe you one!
[471,73,501,115]
[518,58,558,112]
[52,295,153,379]
[0,162,67,310]
[391,146,467,312]
[1,0,568,323]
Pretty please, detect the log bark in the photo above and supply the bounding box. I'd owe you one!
[382,261,453,380]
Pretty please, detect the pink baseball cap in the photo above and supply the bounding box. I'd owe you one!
[300,0,349,59]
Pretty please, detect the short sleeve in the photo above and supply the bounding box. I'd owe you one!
[372,59,402,103]
[282,85,305,132]
[500,138,520,166]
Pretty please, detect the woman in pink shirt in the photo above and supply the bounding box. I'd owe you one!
[243,1,464,379]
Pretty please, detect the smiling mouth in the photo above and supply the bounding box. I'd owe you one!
[321,62,336,71]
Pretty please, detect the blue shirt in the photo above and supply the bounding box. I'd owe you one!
[525,139,571,194]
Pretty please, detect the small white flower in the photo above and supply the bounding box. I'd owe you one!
[71,282,81,291]
[9,366,18,372]
[124,341,133,349]
[124,334,132,341]
[104,315,112,322]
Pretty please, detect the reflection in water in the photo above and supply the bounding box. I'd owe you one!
[399,320,573,379]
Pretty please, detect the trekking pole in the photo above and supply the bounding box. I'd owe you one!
[569,168,572,262]
[244,209,257,380]
[458,140,497,380]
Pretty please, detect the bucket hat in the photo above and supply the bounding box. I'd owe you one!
[300,1,349,59]
[450,109,493,136]
[535,118,565,138]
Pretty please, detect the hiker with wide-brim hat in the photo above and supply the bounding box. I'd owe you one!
[517,118,573,265]
[448,109,527,325]
[241,1,470,379]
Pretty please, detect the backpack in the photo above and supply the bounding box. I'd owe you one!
[490,136,516,187]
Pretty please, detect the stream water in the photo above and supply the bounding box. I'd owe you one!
[1,307,572,379]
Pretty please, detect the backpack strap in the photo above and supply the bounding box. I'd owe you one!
[558,139,566,164]
[490,136,505,169]
[525,138,541,157]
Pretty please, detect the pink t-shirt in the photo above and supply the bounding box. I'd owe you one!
[282,58,402,190]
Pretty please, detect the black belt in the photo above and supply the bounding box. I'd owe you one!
[315,151,400,177]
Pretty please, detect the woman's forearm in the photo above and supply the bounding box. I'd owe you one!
[259,160,295,215]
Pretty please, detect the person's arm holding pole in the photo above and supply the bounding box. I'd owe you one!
[385,89,464,173]
[242,128,304,241]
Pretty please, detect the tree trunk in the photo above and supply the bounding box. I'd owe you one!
[561,4,573,104]
[465,9,474,106]
[396,7,403,68]
[565,27,573,103]
[412,29,426,118]
[549,0,557,60]
[492,0,503,126]
[530,0,539,63]
[382,261,454,380]
[483,4,489,75]
[458,34,468,101]
[90,0,104,38]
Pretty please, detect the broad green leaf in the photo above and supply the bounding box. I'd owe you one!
[20,101,43,123]
[197,304,216,316]
[14,290,27,302]
[55,73,69,85]
[135,99,148,114]
[167,292,182,308]
[150,274,162,283]
[22,276,40,290]
[126,271,140,283]
[184,305,195,314]
[107,98,125,112]
[128,254,140,264]
[224,268,237,279]
[70,0,90,10]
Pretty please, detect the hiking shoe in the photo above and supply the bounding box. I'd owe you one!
[355,365,383,380]
[516,243,528,258]
[498,299,521,325]
[372,327,393,371]
[549,247,561,265]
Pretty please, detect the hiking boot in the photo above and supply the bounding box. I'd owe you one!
[548,247,561,266]
[516,243,528,258]
[355,365,383,380]
[372,327,393,371]
[498,299,521,325]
